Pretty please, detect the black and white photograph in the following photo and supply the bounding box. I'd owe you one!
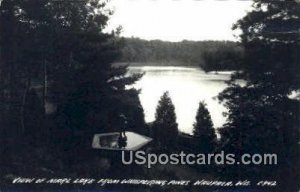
[0,0,299,191]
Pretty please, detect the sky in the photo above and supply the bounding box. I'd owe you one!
[105,0,253,42]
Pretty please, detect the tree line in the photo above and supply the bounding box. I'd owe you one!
[117,38,244,71]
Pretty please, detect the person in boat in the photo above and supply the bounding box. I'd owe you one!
[118,132,127,149]
[119,114,127,139]
[117,113,128,148]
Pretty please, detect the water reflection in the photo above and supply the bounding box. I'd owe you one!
[128,66,233,134]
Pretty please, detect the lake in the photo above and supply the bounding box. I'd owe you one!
[128,66,233,135]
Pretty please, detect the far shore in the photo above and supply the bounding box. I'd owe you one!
[113,62,237,73]
[113,61,197,67]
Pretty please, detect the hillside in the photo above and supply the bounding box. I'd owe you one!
[118,38,244,71]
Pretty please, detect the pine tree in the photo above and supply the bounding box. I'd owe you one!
[218,0,300,188]
[0,0,53,166]
[47,0,145,152]
[0,0,146,169]
[193,101,216,153]
[153,91,178,149]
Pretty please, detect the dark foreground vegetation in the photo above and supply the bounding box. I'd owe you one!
[0,0,299,192]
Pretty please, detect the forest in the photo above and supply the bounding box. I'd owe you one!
[117,38,244,71]
[0,0,299,191]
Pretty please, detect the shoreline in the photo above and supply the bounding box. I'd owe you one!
[114,62,238,73]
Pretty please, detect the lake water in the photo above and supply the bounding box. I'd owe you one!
[128,66,233,135]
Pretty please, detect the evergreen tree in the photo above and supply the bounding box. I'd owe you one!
[0,0,146,171]
[47,0,145,155]
[153,91,178,149]
[218,0,300,189]
[0,0,52,167]
[193,101,216,153]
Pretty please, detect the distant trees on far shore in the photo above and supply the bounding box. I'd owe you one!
[117,38,244,71]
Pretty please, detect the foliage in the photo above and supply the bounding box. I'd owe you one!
[45,0,146,157]
[193,101,216,153]
[0,0,146,173]
[118,38,244,71]
[153,92,178,149]
[0,0,53,166]
[218,0,300,189]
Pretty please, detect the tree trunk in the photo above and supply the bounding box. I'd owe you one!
[20,78,31,134]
